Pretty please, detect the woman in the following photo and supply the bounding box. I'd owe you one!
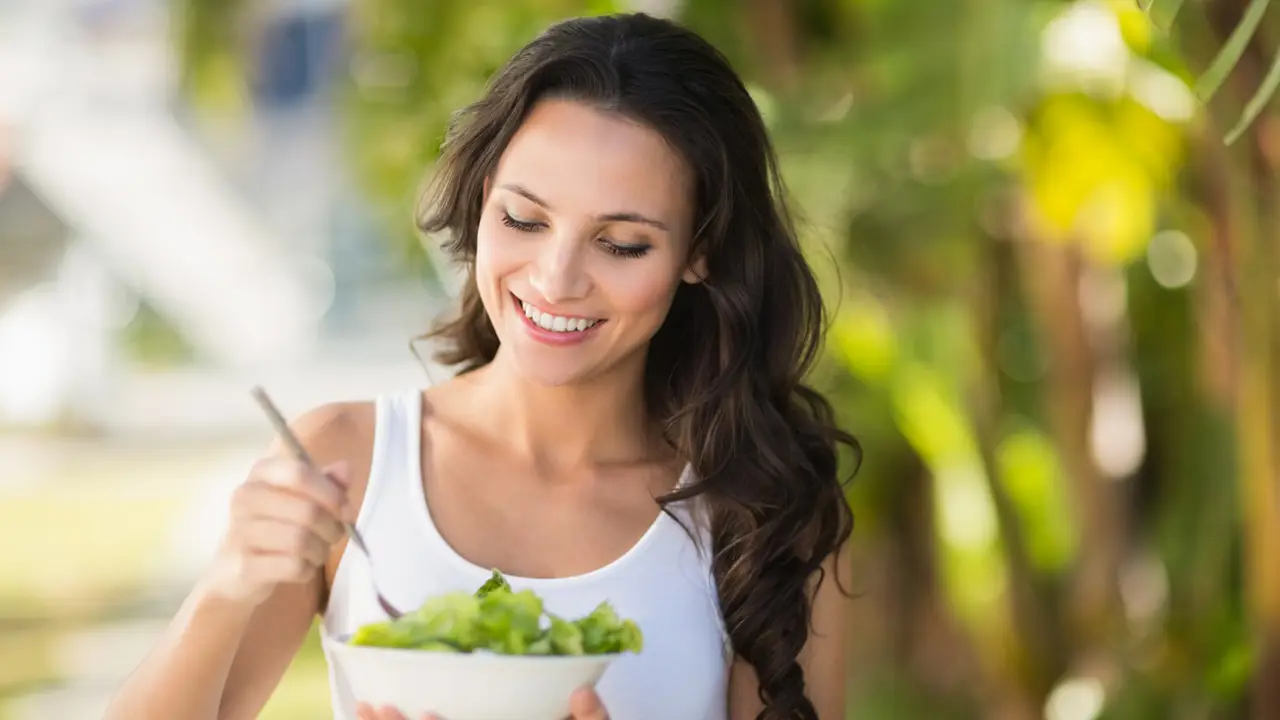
[106,12,857,720]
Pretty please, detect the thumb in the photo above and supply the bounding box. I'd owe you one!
[321,461,356,521]
[323,460,351,487]
[569,687,608,719]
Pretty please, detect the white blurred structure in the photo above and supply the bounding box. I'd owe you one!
[0,0,322,371]
[0,0,445,433]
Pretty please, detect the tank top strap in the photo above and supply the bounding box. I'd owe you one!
[353,388,424,532]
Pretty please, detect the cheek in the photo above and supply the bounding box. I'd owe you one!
[606,266,683,325]
[473,227,518,327]
[474,223,519,288]
[474,226,495,279]
[473,231,497,302]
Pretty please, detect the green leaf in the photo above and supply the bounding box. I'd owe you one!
[411,592,483,649]
[348,620,407,648]
[474,569,512,598]
[416,640,464,653]
[618,620,644,654]
[476,589,545,654]
[1194,0,1270,101]
[547,614,586,655]
[1225,46,1280,145]
[349,572,642,655]
[573,601,641,654]
[526,635,554,655]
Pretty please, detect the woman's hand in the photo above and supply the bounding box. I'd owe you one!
[201,456,350,608]
[355,687,610,720]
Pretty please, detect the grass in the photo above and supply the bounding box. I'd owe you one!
[0,488,190,716]
[0,446,341,719]
[0,492,187,614]
[0,626,59,698]
[0,621,337,720]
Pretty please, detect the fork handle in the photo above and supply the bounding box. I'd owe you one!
[250,387,371,559]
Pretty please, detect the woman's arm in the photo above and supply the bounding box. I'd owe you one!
[728,541,853,719]
[104,569,324,720]
[104,403,374,720]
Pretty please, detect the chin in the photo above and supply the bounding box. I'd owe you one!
[510,353,595,388]
[493,310,652,388]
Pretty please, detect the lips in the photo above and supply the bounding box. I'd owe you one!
[512,293,604,333]
[510,292,605,345]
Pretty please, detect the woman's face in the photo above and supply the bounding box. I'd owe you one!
[475,98,703,387]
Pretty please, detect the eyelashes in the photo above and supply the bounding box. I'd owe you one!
[499,210,651,259]
[500,211,541,233]
[604,243,649,259]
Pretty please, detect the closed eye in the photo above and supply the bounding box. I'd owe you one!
[503,210,650,258]
[501,211,543,232]
[601,240,650,259]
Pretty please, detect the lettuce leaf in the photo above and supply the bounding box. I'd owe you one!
[349,570,643,656]
[474,569,512,598]
[576,601,644,654]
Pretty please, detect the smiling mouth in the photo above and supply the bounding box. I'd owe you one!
[512,293,604,333]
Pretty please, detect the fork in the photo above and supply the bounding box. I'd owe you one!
[250,386,405,619]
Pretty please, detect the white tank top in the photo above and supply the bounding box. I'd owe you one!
[320,389,732,720]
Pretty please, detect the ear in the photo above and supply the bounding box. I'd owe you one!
[482,176,491,202]
[682,253,708,284]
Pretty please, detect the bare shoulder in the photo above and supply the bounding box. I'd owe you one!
[283,400,378,504]
[286,400,376,452]
[279,400,376,497]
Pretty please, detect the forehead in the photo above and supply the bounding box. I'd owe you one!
[492,99,693,225]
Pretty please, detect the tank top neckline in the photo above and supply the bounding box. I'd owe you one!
[398,389,698,590]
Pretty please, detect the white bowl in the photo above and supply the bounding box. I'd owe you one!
[322,630,618,720]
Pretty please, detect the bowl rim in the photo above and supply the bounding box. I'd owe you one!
[322,632,625,662]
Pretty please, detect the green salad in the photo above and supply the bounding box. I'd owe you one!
[348,570,643,656]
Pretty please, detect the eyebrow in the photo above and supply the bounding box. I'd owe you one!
[498,183,670,232]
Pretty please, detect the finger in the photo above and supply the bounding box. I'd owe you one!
[235,482,345,544]
[376,706,409,720]
[355,703,377,720]
[268,488,345,544]
[245,551,314,584]
[569,687,609,719]
[251,457,347,516]
[240,517,331,566]
[323,460,351,487]
[321,461,357,523]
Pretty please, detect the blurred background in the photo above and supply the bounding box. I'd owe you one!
[1,0,1277,717]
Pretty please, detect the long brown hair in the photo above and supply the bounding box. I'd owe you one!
[416,13,858,719]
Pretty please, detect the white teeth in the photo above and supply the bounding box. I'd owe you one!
[520,300,598,333]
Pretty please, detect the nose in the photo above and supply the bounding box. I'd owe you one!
[527,231,591,303]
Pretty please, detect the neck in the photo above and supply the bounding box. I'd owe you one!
[465,346,659,471]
